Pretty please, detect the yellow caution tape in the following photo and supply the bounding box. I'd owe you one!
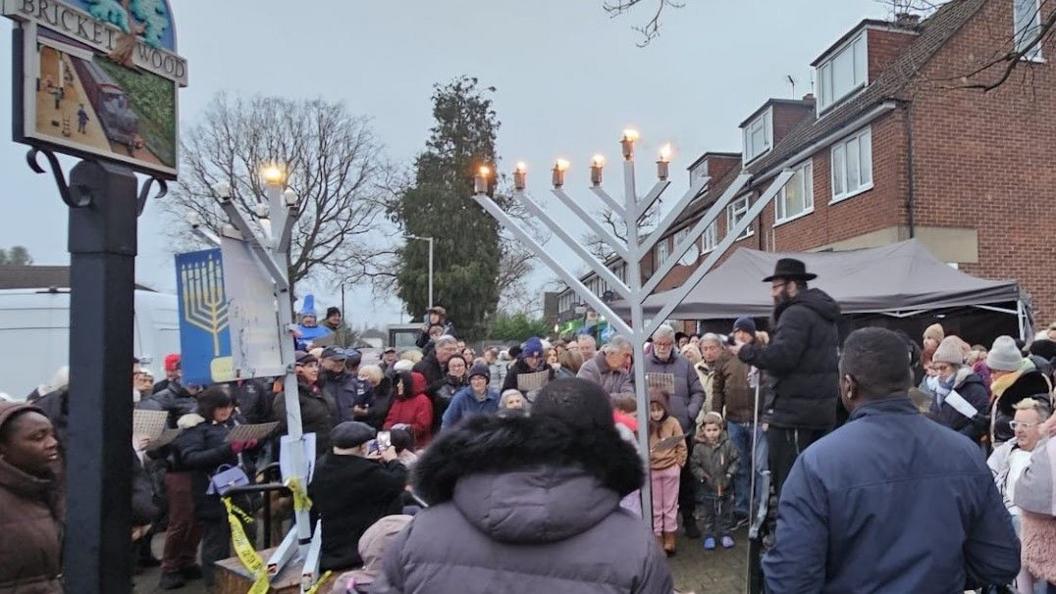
[304,570,333,594]
[285,477,313,512]
[222,497,269,594]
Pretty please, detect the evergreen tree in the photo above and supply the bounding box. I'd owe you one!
[393,77,504,341]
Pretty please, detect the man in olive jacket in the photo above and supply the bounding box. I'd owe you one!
[732,258,840,498]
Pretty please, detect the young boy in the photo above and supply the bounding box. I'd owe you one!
[690,411,740,550]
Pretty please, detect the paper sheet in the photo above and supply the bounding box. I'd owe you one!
[148,427,182,450]
[133,409,169,441]
[943,389,979,419]
[517,370,551,392]
[646,372,676,394]
[650,434,686,452]
[225,421,279,443]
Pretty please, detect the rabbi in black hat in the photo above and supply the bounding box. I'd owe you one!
[729,257,841,498]
[309,421,408,571]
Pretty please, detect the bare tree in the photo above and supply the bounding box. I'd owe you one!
[603,0,685,46]
[164,93,392,288]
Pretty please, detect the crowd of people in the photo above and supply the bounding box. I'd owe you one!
[7,259,1056,593]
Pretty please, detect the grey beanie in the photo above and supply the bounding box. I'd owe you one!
[987,335,1023,372]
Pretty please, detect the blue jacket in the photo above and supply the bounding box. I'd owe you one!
[441,386,499,431]
[763,396,1019,594]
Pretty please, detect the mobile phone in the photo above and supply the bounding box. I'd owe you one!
[367,439,379,454]
[377,431,391,451]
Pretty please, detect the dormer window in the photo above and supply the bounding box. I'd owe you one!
[817,32,868,112]
[742,107,773,163]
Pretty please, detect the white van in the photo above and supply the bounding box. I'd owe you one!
[0,287,180,399]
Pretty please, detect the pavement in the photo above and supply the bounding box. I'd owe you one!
[135,525,748,594]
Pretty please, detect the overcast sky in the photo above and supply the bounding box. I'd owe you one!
[0,0,889,327]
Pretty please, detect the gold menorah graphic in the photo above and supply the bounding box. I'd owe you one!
[180,253,230,356]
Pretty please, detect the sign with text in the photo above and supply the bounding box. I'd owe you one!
[175,249,233,386]
[4,0,187,179]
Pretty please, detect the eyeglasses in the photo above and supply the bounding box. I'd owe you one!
[1010,420,1039,430]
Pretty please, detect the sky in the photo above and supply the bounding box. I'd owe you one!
[0,0,891,328]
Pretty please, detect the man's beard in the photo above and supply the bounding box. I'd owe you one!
[773,287,792,306]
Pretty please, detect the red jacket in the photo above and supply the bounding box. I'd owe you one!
[384,372,434,447]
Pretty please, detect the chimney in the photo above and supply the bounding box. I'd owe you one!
[894,12,921,29]
[802,93,815,103]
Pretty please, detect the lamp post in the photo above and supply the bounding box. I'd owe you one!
[407,234,434,310]
[471,128,795,526]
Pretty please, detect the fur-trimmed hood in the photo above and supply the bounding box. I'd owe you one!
[412,413,643,544]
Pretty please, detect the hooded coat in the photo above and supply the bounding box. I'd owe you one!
[738,288,841,429]
[371,414,672,594]
[577,352,635,396]
[308,453,407,570]
[0,402,63,594]
[690,427,740,496]
[441,385,500,431]
[643,350,705,432]
[383,372,433,447]
[648,395,686,471]
[710,350,768,424]
[763,396,1019,593]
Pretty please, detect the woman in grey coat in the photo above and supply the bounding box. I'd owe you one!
[372,378,673,594]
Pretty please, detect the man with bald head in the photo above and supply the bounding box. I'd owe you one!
[764,327,1018,593]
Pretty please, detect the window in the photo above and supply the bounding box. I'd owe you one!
[742,108,773,162]
[1015,0,1044,61]
[690,160,708,183]
[831,127,873,202]
[726,196,753,240]
[657,238,670,266]
[775,161,814,223]
[817,32,868,112]
[701,220,718,253]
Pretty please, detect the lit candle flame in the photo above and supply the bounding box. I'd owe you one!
[659,144,673,162]
[555,159,570,171]
[592,154,606,167]
[515,161,527,173]
[622,129,640,142]
[479,165,491,177]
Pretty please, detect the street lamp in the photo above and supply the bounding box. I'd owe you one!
[407,234,434,310]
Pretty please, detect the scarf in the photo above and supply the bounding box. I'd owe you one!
[992,370,1024,400]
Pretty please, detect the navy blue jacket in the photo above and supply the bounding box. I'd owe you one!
[441,386,499,431]
[763,396,1019,593]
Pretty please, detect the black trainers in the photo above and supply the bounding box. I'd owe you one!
[180,565,203,581]
[683,521,702,539]
[159,571,186,590]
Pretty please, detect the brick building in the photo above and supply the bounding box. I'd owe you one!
[556,0,1056,328]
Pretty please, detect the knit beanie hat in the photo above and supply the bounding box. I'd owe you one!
[923,323,945,344]
[932,336,966,365]
[468,362,491,382]
[987,335,1023,372]
[521,337,544,358]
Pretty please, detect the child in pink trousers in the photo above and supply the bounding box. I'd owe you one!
[648,387,687,556]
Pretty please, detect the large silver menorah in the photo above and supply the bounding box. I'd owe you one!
[179,253,229,356]
[472,129,793,517]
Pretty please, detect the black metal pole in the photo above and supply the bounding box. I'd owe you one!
[64,160,138,594]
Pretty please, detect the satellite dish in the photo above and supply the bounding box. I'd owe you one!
[679,243,700,266]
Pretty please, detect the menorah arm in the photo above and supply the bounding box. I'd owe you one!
[635,179,672,225]
[551,188,630,262]
[589,186,626,219]
[635,175,710,260]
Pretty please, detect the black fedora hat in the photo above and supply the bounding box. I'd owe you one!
[763,258,817,283]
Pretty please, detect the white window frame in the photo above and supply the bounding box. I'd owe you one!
[830,127,873,203]
[701,219,718,253]
[742,107,773,163]
[816,32,869,113]
[656,238,670,267]
[774,161,815,226]
[726,195,753,240]
[1014,0,1045,61]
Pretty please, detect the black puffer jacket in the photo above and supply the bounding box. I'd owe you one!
[173,414,237,521]
[308,453,407,570]
[138,382,198,428]
[927,368,990,439]
[738,288,841,429]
